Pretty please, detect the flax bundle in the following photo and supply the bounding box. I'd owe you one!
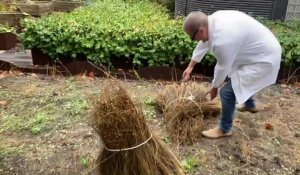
[90,81,184,175]
[156,82,221,144]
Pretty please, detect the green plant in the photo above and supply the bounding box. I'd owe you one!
[19,0,300,68]
[149,0,175,15]
[143,105,156,119]
[181,156,200,173]
[20,0,196,66]
[259,18,300,66]
[162,136,171,144]
[64,98,88,117]
[0,24,16,33]
[80,156,89,168]
[143,96,156,119]
[29,112,50,134]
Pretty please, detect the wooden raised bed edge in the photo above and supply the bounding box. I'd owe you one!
[31,47,53,66]
[53,1,84,12]
[12,1,54,16]
[0,13,27,29]
[0,32,17,50]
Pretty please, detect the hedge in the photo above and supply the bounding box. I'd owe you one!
[20,0,300,68]
[20,0,195,68]
[260,19,300,66]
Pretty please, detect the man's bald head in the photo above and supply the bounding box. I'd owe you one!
[183,11,208,39]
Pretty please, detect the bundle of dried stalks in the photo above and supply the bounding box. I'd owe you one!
[156,82,221,144]
[90,81,184,175]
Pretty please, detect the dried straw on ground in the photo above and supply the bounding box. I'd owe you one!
[90,81,184,175]
[156,82,221,144]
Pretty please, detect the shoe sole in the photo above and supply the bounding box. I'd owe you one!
[237,109,258,113]
[201,132,232,139]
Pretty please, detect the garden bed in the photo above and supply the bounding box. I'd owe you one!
[0,75,299,174]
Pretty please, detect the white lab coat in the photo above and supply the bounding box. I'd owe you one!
[192,10,281,104]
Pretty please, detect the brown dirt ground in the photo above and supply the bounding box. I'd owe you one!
[0,72,299,175]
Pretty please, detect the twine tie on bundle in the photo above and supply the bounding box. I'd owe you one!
[104,134,153,152]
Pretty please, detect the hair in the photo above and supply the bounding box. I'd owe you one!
[183,11,208,37]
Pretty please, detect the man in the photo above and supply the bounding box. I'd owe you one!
[182,11,281,138]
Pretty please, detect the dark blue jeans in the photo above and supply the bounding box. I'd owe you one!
[219,80,255,133]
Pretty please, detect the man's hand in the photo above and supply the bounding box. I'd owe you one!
[182,67,193,81]
[206,87,218,100]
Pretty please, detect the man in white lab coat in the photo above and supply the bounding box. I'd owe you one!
[182,11,281,138]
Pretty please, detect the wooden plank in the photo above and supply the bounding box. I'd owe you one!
[0,13,27,27]
[12,1,54,16]
[53,1,84,12]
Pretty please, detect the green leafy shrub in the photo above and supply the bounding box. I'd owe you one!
[261,19,300,66]
[19,1,300,68]
[20,0,195,68]
[149,0,175,15]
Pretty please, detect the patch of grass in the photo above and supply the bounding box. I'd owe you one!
[0,90,14,99]
[162,136,171,144]
[0,145,25,157]
[0,136,26,158]
[64,98,89,117]
[181,156,200,173]
[0,79,91,135]
[1,112,52,135]
[143,105,156,119]
[143,96,155,105]
[142,96,156,119]
[29,112,51,134]
[80,156,89,169]
[65,78,77,91]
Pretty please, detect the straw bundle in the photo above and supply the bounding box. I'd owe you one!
[90,81,184,175]
[156,82,221,144]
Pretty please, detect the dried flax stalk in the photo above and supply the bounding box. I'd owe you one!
[90,81,184,175]
[156,82,221,144]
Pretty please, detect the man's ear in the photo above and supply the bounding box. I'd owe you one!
[198,28,204,35]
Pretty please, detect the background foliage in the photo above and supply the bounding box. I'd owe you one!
[20,0,300,68]
[20,0,195,68]
[260,19,300,66]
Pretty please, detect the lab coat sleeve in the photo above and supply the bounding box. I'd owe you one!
[212,42,239,88]
[191,42,209,63]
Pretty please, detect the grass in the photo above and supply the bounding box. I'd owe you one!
[80,155,90,169]
[181,156,200,173]
[29,112,51,134]
[64,98,88,117]
[0,78,90,135]
[0,144,25,157]
[140,95,157,119]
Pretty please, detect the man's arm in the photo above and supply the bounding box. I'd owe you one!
[206,42,239,100]
[182,42,209,81]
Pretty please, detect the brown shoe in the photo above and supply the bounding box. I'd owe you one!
[236,104,258,113]
[202,127,232,139]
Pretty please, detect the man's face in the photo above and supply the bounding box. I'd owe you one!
[191,26,209,42]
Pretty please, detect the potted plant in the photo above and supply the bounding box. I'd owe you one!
[0,24,17,50]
